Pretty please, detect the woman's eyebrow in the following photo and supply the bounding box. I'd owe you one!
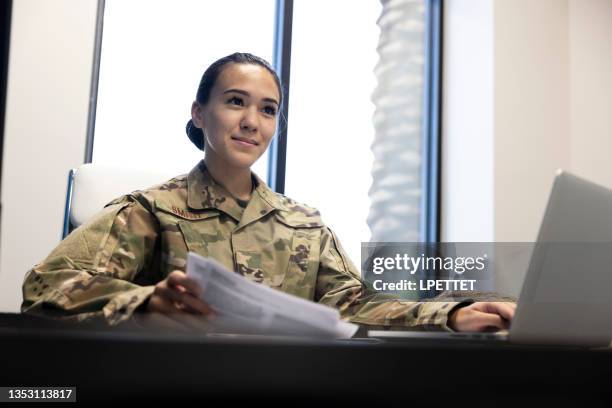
[222,88,279,106]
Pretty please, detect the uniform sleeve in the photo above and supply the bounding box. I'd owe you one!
[21,196,160,325]
[315,228,472,331]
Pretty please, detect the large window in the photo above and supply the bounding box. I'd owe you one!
[91,0,440,272]
[285,0,440,265]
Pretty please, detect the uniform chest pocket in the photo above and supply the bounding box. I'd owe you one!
[154,200,225,273]
[230,214,322,299]
[233,227,321,299]
[281,229,321,299]
[177,218,237,271]
[272,214,323,300]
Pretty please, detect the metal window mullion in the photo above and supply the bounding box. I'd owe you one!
[0,0,13,199]
[418,0,443,296]
[420,0,443,244]
[268,0,293,194]
[84,0,106,164]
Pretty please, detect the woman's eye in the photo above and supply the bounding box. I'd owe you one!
[227,96,243,106]
[262,106,277,115]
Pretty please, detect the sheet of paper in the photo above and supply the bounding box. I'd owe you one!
[186,252,358,339]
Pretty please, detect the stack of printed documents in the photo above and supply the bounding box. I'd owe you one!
[186,252,358,339]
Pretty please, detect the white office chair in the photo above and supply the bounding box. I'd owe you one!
[62,163,176,238]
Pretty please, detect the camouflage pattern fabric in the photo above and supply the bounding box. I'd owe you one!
[22,161,467,329]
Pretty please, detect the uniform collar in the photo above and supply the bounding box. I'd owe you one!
[186,160,288,224]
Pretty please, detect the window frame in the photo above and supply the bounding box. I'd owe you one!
[267,0,293,194]
[0,0,13,194]
[421,0,444,244]
[85,0,443,240]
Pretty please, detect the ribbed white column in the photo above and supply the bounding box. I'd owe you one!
[368,0,425,242]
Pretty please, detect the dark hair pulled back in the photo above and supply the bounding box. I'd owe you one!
[186,52,283,151]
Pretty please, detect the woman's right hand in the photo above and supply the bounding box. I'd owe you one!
[448,301,515,332]
[146,270,212,324]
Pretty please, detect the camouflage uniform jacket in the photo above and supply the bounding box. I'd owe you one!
[22,161,464,329]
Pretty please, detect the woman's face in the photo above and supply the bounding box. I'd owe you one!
[192,63,280,171]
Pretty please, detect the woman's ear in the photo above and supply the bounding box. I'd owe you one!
[191,101,204,128]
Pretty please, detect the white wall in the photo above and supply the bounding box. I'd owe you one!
[443,0,612,295]
[0,0,97,312]
[569,0,612,187]
[493,0,571,242]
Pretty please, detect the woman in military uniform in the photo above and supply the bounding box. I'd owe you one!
[21,53,514,332]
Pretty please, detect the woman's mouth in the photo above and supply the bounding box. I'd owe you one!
[231,136,258,147]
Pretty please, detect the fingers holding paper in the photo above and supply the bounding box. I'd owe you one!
[147,270,212,317]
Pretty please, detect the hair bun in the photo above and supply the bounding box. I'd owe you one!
[186,119,205,151]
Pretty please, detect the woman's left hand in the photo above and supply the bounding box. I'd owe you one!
[448,302,516,332]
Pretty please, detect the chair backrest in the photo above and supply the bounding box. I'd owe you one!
[62,163,176,238]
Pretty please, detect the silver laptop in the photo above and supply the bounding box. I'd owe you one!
[369,170,612,346]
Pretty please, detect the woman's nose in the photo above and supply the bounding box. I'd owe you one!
[240,108,258,132]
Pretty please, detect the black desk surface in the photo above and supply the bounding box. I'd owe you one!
[0,313,610,406]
